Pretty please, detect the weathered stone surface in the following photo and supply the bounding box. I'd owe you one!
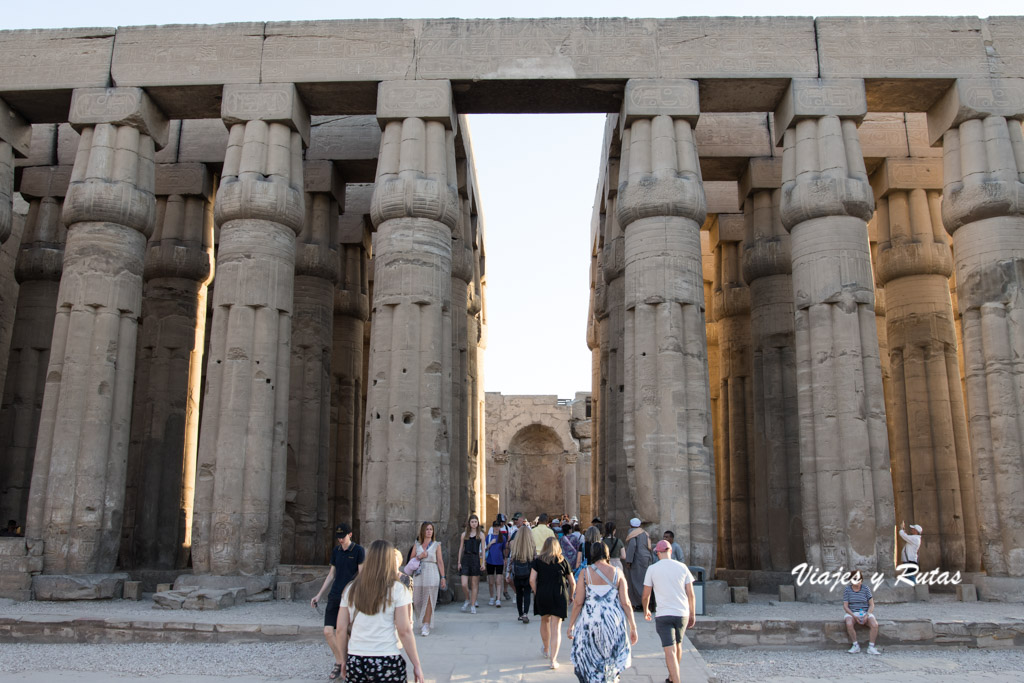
[173,573,274,595]
[377,80,456,129]
[926,78,1024,146]
[0,98,32,158]
[703,580,730,608]
[975,576,1024,601]
[773,79,867,145]
[122,581,141,601]
[730,586,749,603]
[32,573,128,600]
[68,87,169,149]
[621,79,699,126]
[275,581,293,601]
[957,584,978,601]
[779,585,796,602]
[177,119,229,163]
[182,588,244,610]
[221,83,310,146]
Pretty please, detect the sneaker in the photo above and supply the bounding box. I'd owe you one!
[421,624,429,637]
[488,597,496,606]
[503,591,511,600]
[523,615,529,624]
[470,605,477,614]
[461,600,469,612]
[867,644,881,655]
[474,601,479,608]
[847,642,861,654]
[495,599,501,608]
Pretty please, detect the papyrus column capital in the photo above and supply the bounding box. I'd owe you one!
[926,78,1024,146]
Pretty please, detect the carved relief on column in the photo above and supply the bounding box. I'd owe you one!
[740,157,805,572]
[776,79,895,573]
[362,81,459,545]
[712,213,754,569]
[927,79,1024,576]
[121,162,214,570]
[0,166,68,531]
[192,84,307,576]
[450,174,473,535]
[601,192,629,527]
[282,160,341,565]
[617,80,715,570]
[588,236,602,518]
[27,87,168,573]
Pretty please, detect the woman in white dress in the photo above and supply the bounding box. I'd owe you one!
[408,521,446,636]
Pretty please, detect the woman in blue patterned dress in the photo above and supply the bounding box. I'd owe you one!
[567,540,637,682]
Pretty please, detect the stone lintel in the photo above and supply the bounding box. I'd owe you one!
[178,119,230,164]
[18,165,72,199]
[0,97,32,158]
[738,157,783,203]
[303,159,345,209]
[773,78,867,145]
[343,183,374,218]
[376,80,456,130]
[338,213,370,246]
[705,180,741,218]
[926,78,1024,146]
[621,79,700,132]
[154,163,213,199]
[869,157,943,200]
[68,87,170,149]
[221,83,310,147]
[709,213,745,252]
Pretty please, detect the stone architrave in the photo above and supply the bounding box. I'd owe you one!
[711,213,755,570]
[26,87,168,574]
[191,83,308,576]
[331,198,370,537]
[927,78,1024,577]
[282,160,341,565]
[775,79,895,573]
[617,79,716,570]
[121,162,214,570]
[872,157,980,573]
[0,97,32,245]
[361,80,459,545]
[0,166,68,530]
[740,158,805,572]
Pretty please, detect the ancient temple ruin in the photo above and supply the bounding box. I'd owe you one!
[0,16,1023,601]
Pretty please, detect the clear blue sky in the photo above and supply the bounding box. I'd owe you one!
[8,1,1018,398]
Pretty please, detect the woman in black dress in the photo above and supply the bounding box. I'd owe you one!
[457,514,485,614]
[530,535,576,670]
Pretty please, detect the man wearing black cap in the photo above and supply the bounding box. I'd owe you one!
[311,523,365,680]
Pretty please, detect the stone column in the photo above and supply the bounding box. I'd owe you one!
[601,196,629,525]
[0,97,30,246]
[122,163,214,570]
[775,79,894,573]
[26,88,168,573]
[564,453,578,515]
[618,80,715,570]
[927,79,1024,576]
[872,158,980,573]
[191,84,307,576]
[331,211,370,536]
[740,159,805,571]
[450,185,473,530]
[711,213,754,569]
[0,166,68,529]
[588,243,602,516]
[361,81,459,544]
[282,160,341,565]
[468,204,486,519]
[703,231,724,568]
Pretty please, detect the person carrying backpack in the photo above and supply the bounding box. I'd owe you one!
[508,523,537,623]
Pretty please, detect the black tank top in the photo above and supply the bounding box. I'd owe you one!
[462,534,482,557]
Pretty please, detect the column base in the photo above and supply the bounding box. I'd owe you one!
[32,572,129,600]
[975,576,1024,602]
[0,537,40,601]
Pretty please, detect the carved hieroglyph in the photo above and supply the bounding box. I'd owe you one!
[872,158,980,572]
[191,83,307,576]
[27,87,167,573]
[618,80,716,570]
[361,81,459,545]
[929,79,1024,576]
[778,79,895,573]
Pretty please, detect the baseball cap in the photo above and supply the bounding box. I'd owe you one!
[512,512,523,520]
[497,513,508,523]
[910,524,923,533]
[334,523,352,538]
[655,540,672,553]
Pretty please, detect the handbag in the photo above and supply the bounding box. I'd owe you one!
[402,542,425,576]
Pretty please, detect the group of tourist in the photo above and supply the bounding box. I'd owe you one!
[308,512,698,683]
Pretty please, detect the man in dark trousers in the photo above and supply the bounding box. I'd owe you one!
[311,523,365,681]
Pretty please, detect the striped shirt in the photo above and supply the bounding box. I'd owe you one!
[843,584,873,613]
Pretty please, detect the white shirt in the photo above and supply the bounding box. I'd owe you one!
[643,559,694,618]
[899,530,921,563]
[341,581,412,656]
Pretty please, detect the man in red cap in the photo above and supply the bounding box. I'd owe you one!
[642,539,696,683]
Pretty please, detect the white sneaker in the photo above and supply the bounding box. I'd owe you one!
[495,599,501,608]
[867,644,881,655]
[847,642,861,654]
[488,597,496,606]
[461,600,469,612]
[470,605,477,614]
[421,624,429,636]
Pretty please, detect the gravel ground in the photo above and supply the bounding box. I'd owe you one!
[702,647,1024,682]
[0,596,321,625]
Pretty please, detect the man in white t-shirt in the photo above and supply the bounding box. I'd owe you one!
[642,540,696,683]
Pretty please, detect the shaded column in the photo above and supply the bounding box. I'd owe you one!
[711,213,754,569]
[740,159,805,572]
[587,240,602,517]
[618,80,715,570]
[122,163,214,570]
[927,79,1024,576]
[775,80,895,573]
[601,194,629,525]
[26,88,168,573]
[0,97,30,245]
[282,160,341,565]
[361,81,459,544]
[449,183,472,531]
[469,206,486,519]
[0,166,68,529]
[192,84,308,576]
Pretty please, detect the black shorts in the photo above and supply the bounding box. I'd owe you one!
[324,594,341,628]
[459,556,484,576]
[486,563,504,575]
[655,615,686,647]
[345,654,406,682]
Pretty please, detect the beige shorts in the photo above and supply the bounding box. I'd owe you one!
[844,611,876,623]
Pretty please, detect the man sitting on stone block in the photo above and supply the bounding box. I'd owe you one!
[843,570,880,655]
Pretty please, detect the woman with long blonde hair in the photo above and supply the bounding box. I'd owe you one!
[408,521,446,636]
[457,513,485,613]
[508,524,537,623]
[336,540,424,683]
[530,535,576,669]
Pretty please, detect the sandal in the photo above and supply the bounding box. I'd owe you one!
[328,663,342,680]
